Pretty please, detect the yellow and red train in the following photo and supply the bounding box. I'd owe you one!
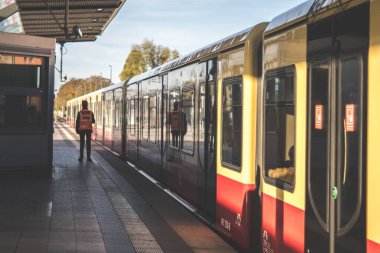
[67,0,380,252]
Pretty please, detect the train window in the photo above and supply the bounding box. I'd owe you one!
[264,66,295,190]
[114,89,122,129]
[130,99,136,136]
[142,96,149,141]
[169,90,180,149]
[182,88,195,153]
[221,76,242,170]
[0,54,44,89]
[0,54,47,133]
[105,91,113,129]
[0,94,43,131]
[149,95,157,143]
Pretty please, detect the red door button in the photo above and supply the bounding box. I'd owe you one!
[315,104,324,130]
[345,104,357,132]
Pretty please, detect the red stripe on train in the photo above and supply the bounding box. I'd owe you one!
[367,239,380,253]
[216,174,256,252]
[262,193,304,253]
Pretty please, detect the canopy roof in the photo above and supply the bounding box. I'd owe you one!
[0,0,126,43]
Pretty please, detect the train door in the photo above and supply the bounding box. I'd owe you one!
[306,4,368,253]
[198,59,217,216]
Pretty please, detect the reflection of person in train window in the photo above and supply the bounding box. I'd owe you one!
[169,101,186,148]
[169,101,180,147]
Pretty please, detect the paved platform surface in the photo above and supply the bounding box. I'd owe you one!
[0,123,237,253]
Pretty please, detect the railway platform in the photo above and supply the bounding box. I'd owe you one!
[0,123,236,253]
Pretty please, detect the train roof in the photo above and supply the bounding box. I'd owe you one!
[265,0,352,35]
[67,81,124,103]
[128,23,266,85]
[101,81,124,93]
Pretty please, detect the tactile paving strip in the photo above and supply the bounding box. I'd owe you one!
[92,166,164,253]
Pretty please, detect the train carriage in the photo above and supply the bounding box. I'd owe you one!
[67,82,123,153]
[123,23,267,252]
[65,1,380,252]
[260,0,380,253]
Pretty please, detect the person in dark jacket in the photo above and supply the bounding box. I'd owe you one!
[76,100,95,162]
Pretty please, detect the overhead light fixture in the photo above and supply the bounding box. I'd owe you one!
[73,25,83,38]
[97,8,104,12]
[88,26,93,30]
[92,18,98,22]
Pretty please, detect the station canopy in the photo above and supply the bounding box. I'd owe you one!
[0,0,126,43]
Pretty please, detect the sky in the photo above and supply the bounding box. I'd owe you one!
[55,0,306,90]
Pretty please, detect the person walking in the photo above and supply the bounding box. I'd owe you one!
[76,100,95,162]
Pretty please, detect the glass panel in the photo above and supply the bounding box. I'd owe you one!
[0,9,24,34]
[0,64,42,88]
[264,69,295,186]
[142,97,149,141]
[169,90,180,148]
[222,77,242,169]
[130,99,135,136]
[199,85,206,168]
[266,76,294,103]
[338,56,362,230]
[0,95,42,131]
[198,63,207,83]
[309,61,329,227]
[209,82,216,154]
[149,95,157,143]
[182,90,194,152]
[208,60,216,81]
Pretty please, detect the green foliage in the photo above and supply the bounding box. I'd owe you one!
[54,75,110,111]
[119,47,145,82]
[119,39,180,81]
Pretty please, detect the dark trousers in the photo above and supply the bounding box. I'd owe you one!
[171,132,179,147]
[79,131,92,158]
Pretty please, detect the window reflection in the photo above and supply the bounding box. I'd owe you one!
[0,95,42,130]
[0,54,43,88]
[182,89,194,152]
[142,96,149,141]
[169,90,181,148]
[168,64,196,153]
[130,99,135,135]
[149,95,157,143]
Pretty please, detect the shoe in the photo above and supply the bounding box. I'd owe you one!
[87,158,93,162]
[78,157,83,162]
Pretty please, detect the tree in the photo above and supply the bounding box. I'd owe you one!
[54,75,111,111]
[119,39,180,81]
[119,47,145,82]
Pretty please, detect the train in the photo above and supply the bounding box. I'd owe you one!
[66,0,380,252]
